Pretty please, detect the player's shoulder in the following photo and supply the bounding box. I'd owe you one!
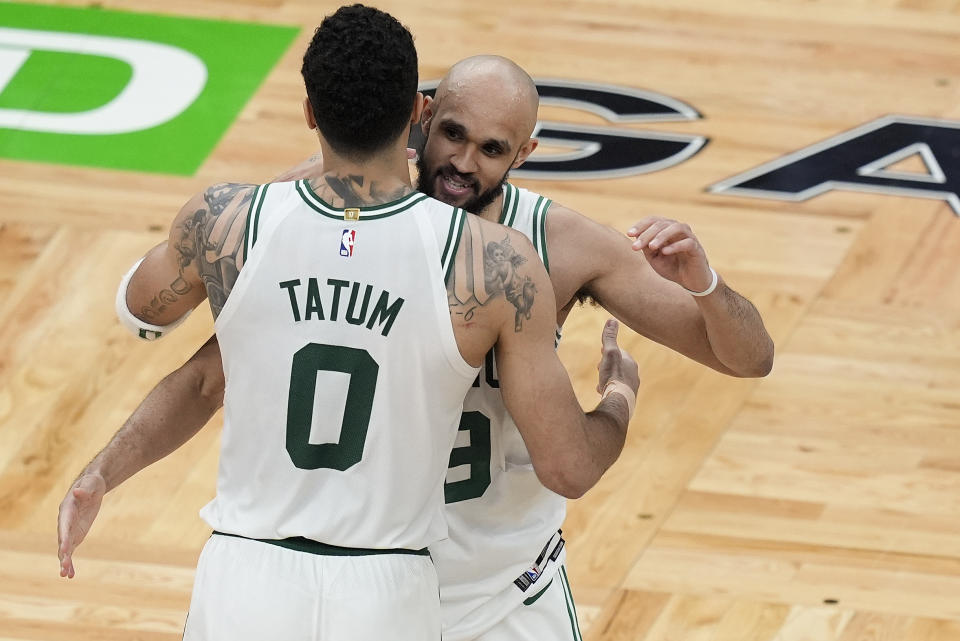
[169,183,261,257]
[543,200,601,234]
[176,182,259,220]
[470,214,540,262]
[503,182,597,234]
[200,182,260,214]
[544,200,628,256]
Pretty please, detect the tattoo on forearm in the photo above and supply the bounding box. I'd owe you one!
[447,220,537,331]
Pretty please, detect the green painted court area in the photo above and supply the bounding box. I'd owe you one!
[0,3,299,174]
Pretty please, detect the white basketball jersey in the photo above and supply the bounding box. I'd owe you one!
[203,180,478,551]
[434,183,567,634]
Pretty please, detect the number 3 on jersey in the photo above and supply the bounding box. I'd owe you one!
[445,411,491,503]
[285,343,378,471]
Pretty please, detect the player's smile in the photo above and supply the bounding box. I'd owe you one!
[435,165,478,202]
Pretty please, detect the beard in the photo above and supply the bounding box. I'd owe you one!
[416,134,511,214]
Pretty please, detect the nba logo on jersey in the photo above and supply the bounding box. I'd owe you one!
[340,229,356,257]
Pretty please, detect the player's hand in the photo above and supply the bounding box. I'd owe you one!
[57,473,106,579]
[627,217,714,294]
[596,319,640,396]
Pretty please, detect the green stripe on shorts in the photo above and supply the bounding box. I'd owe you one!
[213,531,430,557]
[559,566,583,641]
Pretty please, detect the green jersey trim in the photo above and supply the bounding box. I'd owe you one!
[248,183,270,253]
[213,531,430,557]
[531,196,553,274]
[560,566,584,641]
[440,207,458,267]
[242,185,258,260]
[241,187,255,263]
[503,183,521,227]
[296,180,428,220]
[443,209,467,284]
[499,183,515,225]
[441,208,463,269]
[540,198,552,273]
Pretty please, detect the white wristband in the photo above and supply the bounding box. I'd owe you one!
[601,380,637,420]
[115,257,192,341]
[683,267,718,297]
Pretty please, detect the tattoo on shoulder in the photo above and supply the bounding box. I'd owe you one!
[447,221,537,331]
[140,183,255,322]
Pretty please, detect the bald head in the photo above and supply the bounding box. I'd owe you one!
[435,55,539,138]
[417,56,541,214]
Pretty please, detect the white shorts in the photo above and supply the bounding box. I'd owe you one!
[442,531,579,641]
[182,533,440,641]
[472,564,582,641]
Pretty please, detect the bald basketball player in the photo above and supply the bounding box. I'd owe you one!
[59,55,772,641]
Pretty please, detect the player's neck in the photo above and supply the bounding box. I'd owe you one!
[475,190,506,222]
[471,194,503,223]
[310,143,413,209]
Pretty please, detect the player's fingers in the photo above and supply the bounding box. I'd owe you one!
[57,500,74,544]
[631,221,670,250]
[406,147,417,160]
[626,216,669,238]
[57,514,75,557]
[659,237,698,255]
[601,318,620,353]
[58,536,74,577]
[596,319,623,392]
[61,556,75,579]
[647,223,691,251]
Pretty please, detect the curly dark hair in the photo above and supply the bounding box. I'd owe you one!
[301,4,418,159]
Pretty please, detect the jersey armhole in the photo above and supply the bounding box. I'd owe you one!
[440,207,467,283]
[531,197,552,274]
[216,183,273,334]
[417,207,477,379]
[241,184,270,266]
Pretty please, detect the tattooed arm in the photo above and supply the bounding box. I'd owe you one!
[451,218,640,499]
[126,183,257,323]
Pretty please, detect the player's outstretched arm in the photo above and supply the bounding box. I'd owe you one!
[492,232,640,499]
[57,336,225,578]
[549,206,774,378]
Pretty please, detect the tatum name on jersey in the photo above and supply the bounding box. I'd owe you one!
[278,278,405,337]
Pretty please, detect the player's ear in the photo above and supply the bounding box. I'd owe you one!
[410,92,425,125]
[512,138,539,169]
[302,97,318,131]
[421,96,435,131]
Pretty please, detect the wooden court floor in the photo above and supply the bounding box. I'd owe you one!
[2,0,960,639]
